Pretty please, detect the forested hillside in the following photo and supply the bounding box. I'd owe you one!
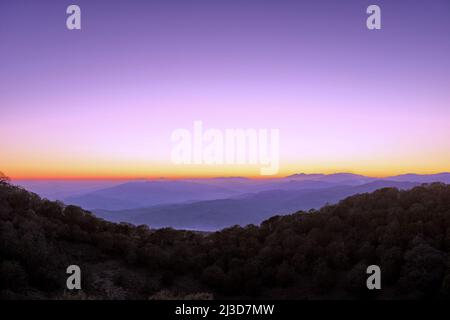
[1,176,450,299]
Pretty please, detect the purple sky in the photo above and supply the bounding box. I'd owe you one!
[1,0,449,178]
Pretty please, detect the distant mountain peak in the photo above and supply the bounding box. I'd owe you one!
[210,177,250,180]
[286,173,324,179]
[285,172,368,180]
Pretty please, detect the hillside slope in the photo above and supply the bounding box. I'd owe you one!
[1,180,450,299]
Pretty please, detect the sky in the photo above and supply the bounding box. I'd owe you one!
[1,0,450,179]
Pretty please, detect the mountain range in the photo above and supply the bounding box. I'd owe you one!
[14,172,450,230]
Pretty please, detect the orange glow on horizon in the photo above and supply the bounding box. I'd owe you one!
[8,166,450,181]
[4,151,450,181]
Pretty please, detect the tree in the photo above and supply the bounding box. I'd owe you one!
[0,171,10,184]
[399,240,445,296]
[0,260,28,288]
[202,264,226,288]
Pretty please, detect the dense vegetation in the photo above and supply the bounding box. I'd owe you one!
[1,174,450,299]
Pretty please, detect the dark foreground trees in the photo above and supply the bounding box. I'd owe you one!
[1,181,450,299]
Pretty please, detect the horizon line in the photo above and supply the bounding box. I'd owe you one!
[8,171,450,181]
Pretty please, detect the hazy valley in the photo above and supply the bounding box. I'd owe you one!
[15,173,450,230]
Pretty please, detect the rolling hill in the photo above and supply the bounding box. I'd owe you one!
[94,180,420,230]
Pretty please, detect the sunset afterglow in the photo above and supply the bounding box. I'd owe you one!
[1,0,449,180]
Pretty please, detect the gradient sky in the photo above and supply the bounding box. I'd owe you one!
[1,0,450,179]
